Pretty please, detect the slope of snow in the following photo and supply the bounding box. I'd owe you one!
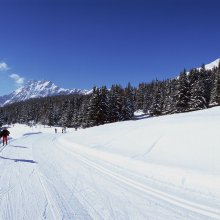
[204,58,220,70]
[60,107,220,196]
[0,107,220,219]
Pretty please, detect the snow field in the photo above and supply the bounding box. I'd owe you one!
[59,107,220,198]
[0,106,220,219]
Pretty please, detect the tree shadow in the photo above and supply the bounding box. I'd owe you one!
[9,145,27,149]
[23,132,42,136]
[0,156,37,163]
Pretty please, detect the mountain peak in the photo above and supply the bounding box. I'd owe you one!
[203,58,220,70]
[0,80,88,106]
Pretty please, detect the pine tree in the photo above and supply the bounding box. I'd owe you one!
[0,109,4,127]
[189,68,207,110]
[60,100,70,127]
[135,83,145,110]
[215,64,220,105]
[86,87,109,127]
[122,83,134,120]
[48,104,55,127]
[78,97,89,128]
[108,85,124,122]
[210,70,218,106]
[175,69,190,112]
[143,83,154,114]
[99,86,110,123]
[210,62,220,106]
[149,81,163,116]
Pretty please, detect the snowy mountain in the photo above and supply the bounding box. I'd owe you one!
[0,80,89,106]
[174,58,220,79]
[198,58,220,70]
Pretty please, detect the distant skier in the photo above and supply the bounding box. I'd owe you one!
[0,128,10,146]
[55,128,57,133]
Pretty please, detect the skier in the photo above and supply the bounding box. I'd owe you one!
[0,128,10,146]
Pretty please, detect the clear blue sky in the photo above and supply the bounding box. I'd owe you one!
[1,0,220,95]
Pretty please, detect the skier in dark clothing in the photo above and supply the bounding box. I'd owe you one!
[0,128,10,146]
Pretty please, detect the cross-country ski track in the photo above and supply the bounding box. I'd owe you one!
[1,107,220,219]
[0,132,218,220]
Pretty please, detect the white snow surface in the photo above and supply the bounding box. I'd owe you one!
[0,107,220,219]
[203,58,220,70]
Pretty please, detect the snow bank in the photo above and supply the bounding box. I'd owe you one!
[58,107,220,197]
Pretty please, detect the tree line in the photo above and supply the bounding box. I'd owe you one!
[0,63,220,128]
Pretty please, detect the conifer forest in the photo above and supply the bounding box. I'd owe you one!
[1,63,220,128]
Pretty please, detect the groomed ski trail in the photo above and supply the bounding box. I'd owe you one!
[58,141,220,219]
[0,131,219,220]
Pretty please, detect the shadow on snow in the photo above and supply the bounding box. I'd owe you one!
[23,132,42,136]
[8,145,28,149]
[0,156,37,163]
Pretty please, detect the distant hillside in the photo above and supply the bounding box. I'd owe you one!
[0,80,90,106]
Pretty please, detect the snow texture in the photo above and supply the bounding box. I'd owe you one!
[0,107,220,219]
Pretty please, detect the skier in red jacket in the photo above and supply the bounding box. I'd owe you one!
[0,128,10,146]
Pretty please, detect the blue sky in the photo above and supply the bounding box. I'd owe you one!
[1,0,220,95]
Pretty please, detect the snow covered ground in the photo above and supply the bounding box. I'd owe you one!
[0,107,220,219]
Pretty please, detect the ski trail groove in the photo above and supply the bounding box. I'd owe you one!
[0,145,7,153]
[35,168,62,219]
[60,144,220,220]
